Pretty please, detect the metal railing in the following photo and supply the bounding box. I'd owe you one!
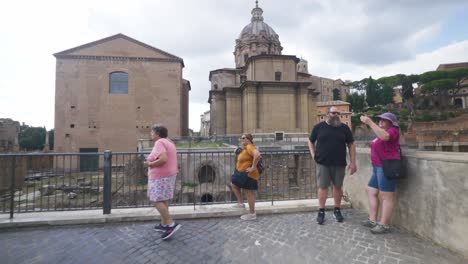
[0,149,316,218]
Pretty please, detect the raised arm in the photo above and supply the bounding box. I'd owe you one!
[360,115,390,141]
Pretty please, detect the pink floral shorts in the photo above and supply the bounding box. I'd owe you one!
[147,175,177,202]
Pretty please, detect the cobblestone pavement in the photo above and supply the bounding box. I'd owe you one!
[1,209,466,264]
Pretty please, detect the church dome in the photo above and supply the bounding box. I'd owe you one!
[238,3,280,44]
[234,1,282,67]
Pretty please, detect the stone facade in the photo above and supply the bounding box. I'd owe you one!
[316,101,352,127]
[54,34,189,153]
[0,118,20,153]
[437,62,468,109]
[200,110,210,137]
[208,3,348,136]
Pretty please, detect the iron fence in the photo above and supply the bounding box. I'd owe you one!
[0,149,316,218]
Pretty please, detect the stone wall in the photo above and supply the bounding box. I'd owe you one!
[404,113,468,151]
[0,119,20,153]
[0,156,27,195]
[344,148,468,257]
[0,155,54,195]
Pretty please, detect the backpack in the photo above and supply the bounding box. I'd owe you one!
[257,157,264,174]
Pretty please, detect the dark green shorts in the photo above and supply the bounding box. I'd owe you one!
[316,163,345,188]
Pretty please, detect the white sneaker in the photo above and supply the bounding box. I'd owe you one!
[232,203,246,209]
[240,213,257,221]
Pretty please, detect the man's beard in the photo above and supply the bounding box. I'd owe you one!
[328,116,342,127]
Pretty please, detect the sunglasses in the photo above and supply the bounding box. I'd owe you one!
[329,111,340,115]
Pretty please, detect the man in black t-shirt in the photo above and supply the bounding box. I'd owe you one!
[308,106,357,224]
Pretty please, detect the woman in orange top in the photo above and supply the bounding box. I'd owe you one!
[230,133,261,221]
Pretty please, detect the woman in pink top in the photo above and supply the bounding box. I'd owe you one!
[360,113,400,234]
[143,124,180,240]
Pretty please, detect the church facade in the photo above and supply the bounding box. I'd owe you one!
[208,2,349,136]
[54,34,190,153]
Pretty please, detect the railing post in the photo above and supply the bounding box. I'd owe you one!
[9,156,16,219]
[103,150,112,214]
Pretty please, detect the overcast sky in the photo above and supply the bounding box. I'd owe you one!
[1,0,468,131]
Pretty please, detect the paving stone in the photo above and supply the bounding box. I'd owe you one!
[0,209,466,264]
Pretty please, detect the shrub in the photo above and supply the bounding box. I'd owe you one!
[421,113,436,122]
[182,182,198,188]
[400,109,409,121]
[439,112,448,121]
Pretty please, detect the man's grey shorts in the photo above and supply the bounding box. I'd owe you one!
[316,163,346,188]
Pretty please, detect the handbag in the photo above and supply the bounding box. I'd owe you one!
[375,147,405,180]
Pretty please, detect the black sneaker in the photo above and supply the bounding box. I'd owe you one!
[154,223,166,232]
[316,211,325,225]
[334,208,344,222]
[161,223,181,240]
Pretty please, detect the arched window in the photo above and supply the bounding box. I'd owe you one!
[201,193,214,203]
[198,165,216,183]
[109,72,128,94]
[454,98,463,108]
[332,88,341,100]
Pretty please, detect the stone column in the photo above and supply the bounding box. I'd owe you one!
[43,130,50,153]
[13,133,20,152]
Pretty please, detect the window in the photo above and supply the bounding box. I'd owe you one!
[244,54,249,64]
[214,84,218,90]
[70,124,75,128]
[275,132,284,141]
[275,72,282,81]
[109,72,128,94]
[240,75,246,83]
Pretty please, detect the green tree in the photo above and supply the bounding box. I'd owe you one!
[18,125,53,151]
[403,74,419,100]
[332,88,341,100]
[380,84,394,105]
[346,92,366,112]
[366,76,379,107]
[419,70,462,108]
[377,74,418,117]
[418,68,468,109]
[49,129,54,150]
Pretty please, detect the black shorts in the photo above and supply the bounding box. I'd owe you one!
[231,170,258,190]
